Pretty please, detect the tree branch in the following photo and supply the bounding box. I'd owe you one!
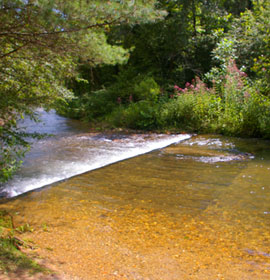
[0,18,123,38]
[0,43,29,59]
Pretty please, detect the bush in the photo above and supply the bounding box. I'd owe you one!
[108,101,160,130]
[160,77,220,132]
[62,59,270,139]
[60,89,116,121]
[161,61,270,138]
[133,77,160,102]
[160,94,198,130]
[82,89,116,120]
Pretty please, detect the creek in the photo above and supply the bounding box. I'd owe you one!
[0,109,190,197]
[0,110,269,279]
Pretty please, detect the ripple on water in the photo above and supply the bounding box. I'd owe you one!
[1,133,270,279]
[0,132,191,197]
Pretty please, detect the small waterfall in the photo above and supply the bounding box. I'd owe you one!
[1,110,190,197]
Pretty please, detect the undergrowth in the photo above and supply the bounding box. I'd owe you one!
[61,59,270,138]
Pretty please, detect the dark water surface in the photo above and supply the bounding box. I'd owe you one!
[0,111,270,279]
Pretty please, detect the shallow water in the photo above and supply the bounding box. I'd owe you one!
[0,110,190,197]
[1,131,270,279]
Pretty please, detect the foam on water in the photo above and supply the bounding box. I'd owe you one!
[1,111,191,197]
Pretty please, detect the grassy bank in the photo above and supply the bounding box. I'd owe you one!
[0,210,50,278]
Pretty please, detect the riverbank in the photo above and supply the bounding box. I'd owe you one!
[0,210,54,279]
[61,65,270,141]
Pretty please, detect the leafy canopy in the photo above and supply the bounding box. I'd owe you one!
[0,0,164,182]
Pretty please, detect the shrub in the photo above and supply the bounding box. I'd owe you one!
[162,60,270,138]
[160,94,198,130]
[60,89,116,121]
[82,89,116,120]
[62,59,270,139]
[133,77,160,102]
[108,101,160,130]
[160,77,220,132]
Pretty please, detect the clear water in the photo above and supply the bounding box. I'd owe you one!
[0,111,269,279]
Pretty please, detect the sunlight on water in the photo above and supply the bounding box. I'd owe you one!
[1,135,270,279]
[1,110,190,197]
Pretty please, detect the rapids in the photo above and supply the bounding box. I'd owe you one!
[0,109,190,197]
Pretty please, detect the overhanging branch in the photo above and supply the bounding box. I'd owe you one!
[0,18,123,38]
[0,43,29,59]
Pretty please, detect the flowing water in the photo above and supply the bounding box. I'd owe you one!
[0,111,270,279]
[0,109,190,197]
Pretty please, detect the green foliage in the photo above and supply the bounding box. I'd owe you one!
[133,77,161,102]
[0,131,28,183]
[170,59,270,138]
[106,72,160,102]
[160,94,199,130]
[160,79,220,131]
[105,58,270,138]
[107,0,238,89]
[63,75,161,125]
[108,101,160,130]
[75,89,116,120]
[0,0,164,182]
[65,56,270,139]
[212,0,270,95]
[64,0,269,138]
[105,68,142,102]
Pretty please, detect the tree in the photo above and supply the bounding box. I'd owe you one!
[63,0,255,123]
[208,0,270,94]
[0,0,164,182]
[101,0,239,88]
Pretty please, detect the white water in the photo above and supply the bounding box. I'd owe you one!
[1,110,190,197]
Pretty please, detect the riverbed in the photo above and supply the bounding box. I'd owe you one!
[0,111,269,279]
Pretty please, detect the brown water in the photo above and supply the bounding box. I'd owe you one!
[1,135,270,279]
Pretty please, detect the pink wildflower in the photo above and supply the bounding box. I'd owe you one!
[117,97,122,104]
[238,80,244,88]
[240,71,247,77]
[129,95,133,102]
[185,82,191,88]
